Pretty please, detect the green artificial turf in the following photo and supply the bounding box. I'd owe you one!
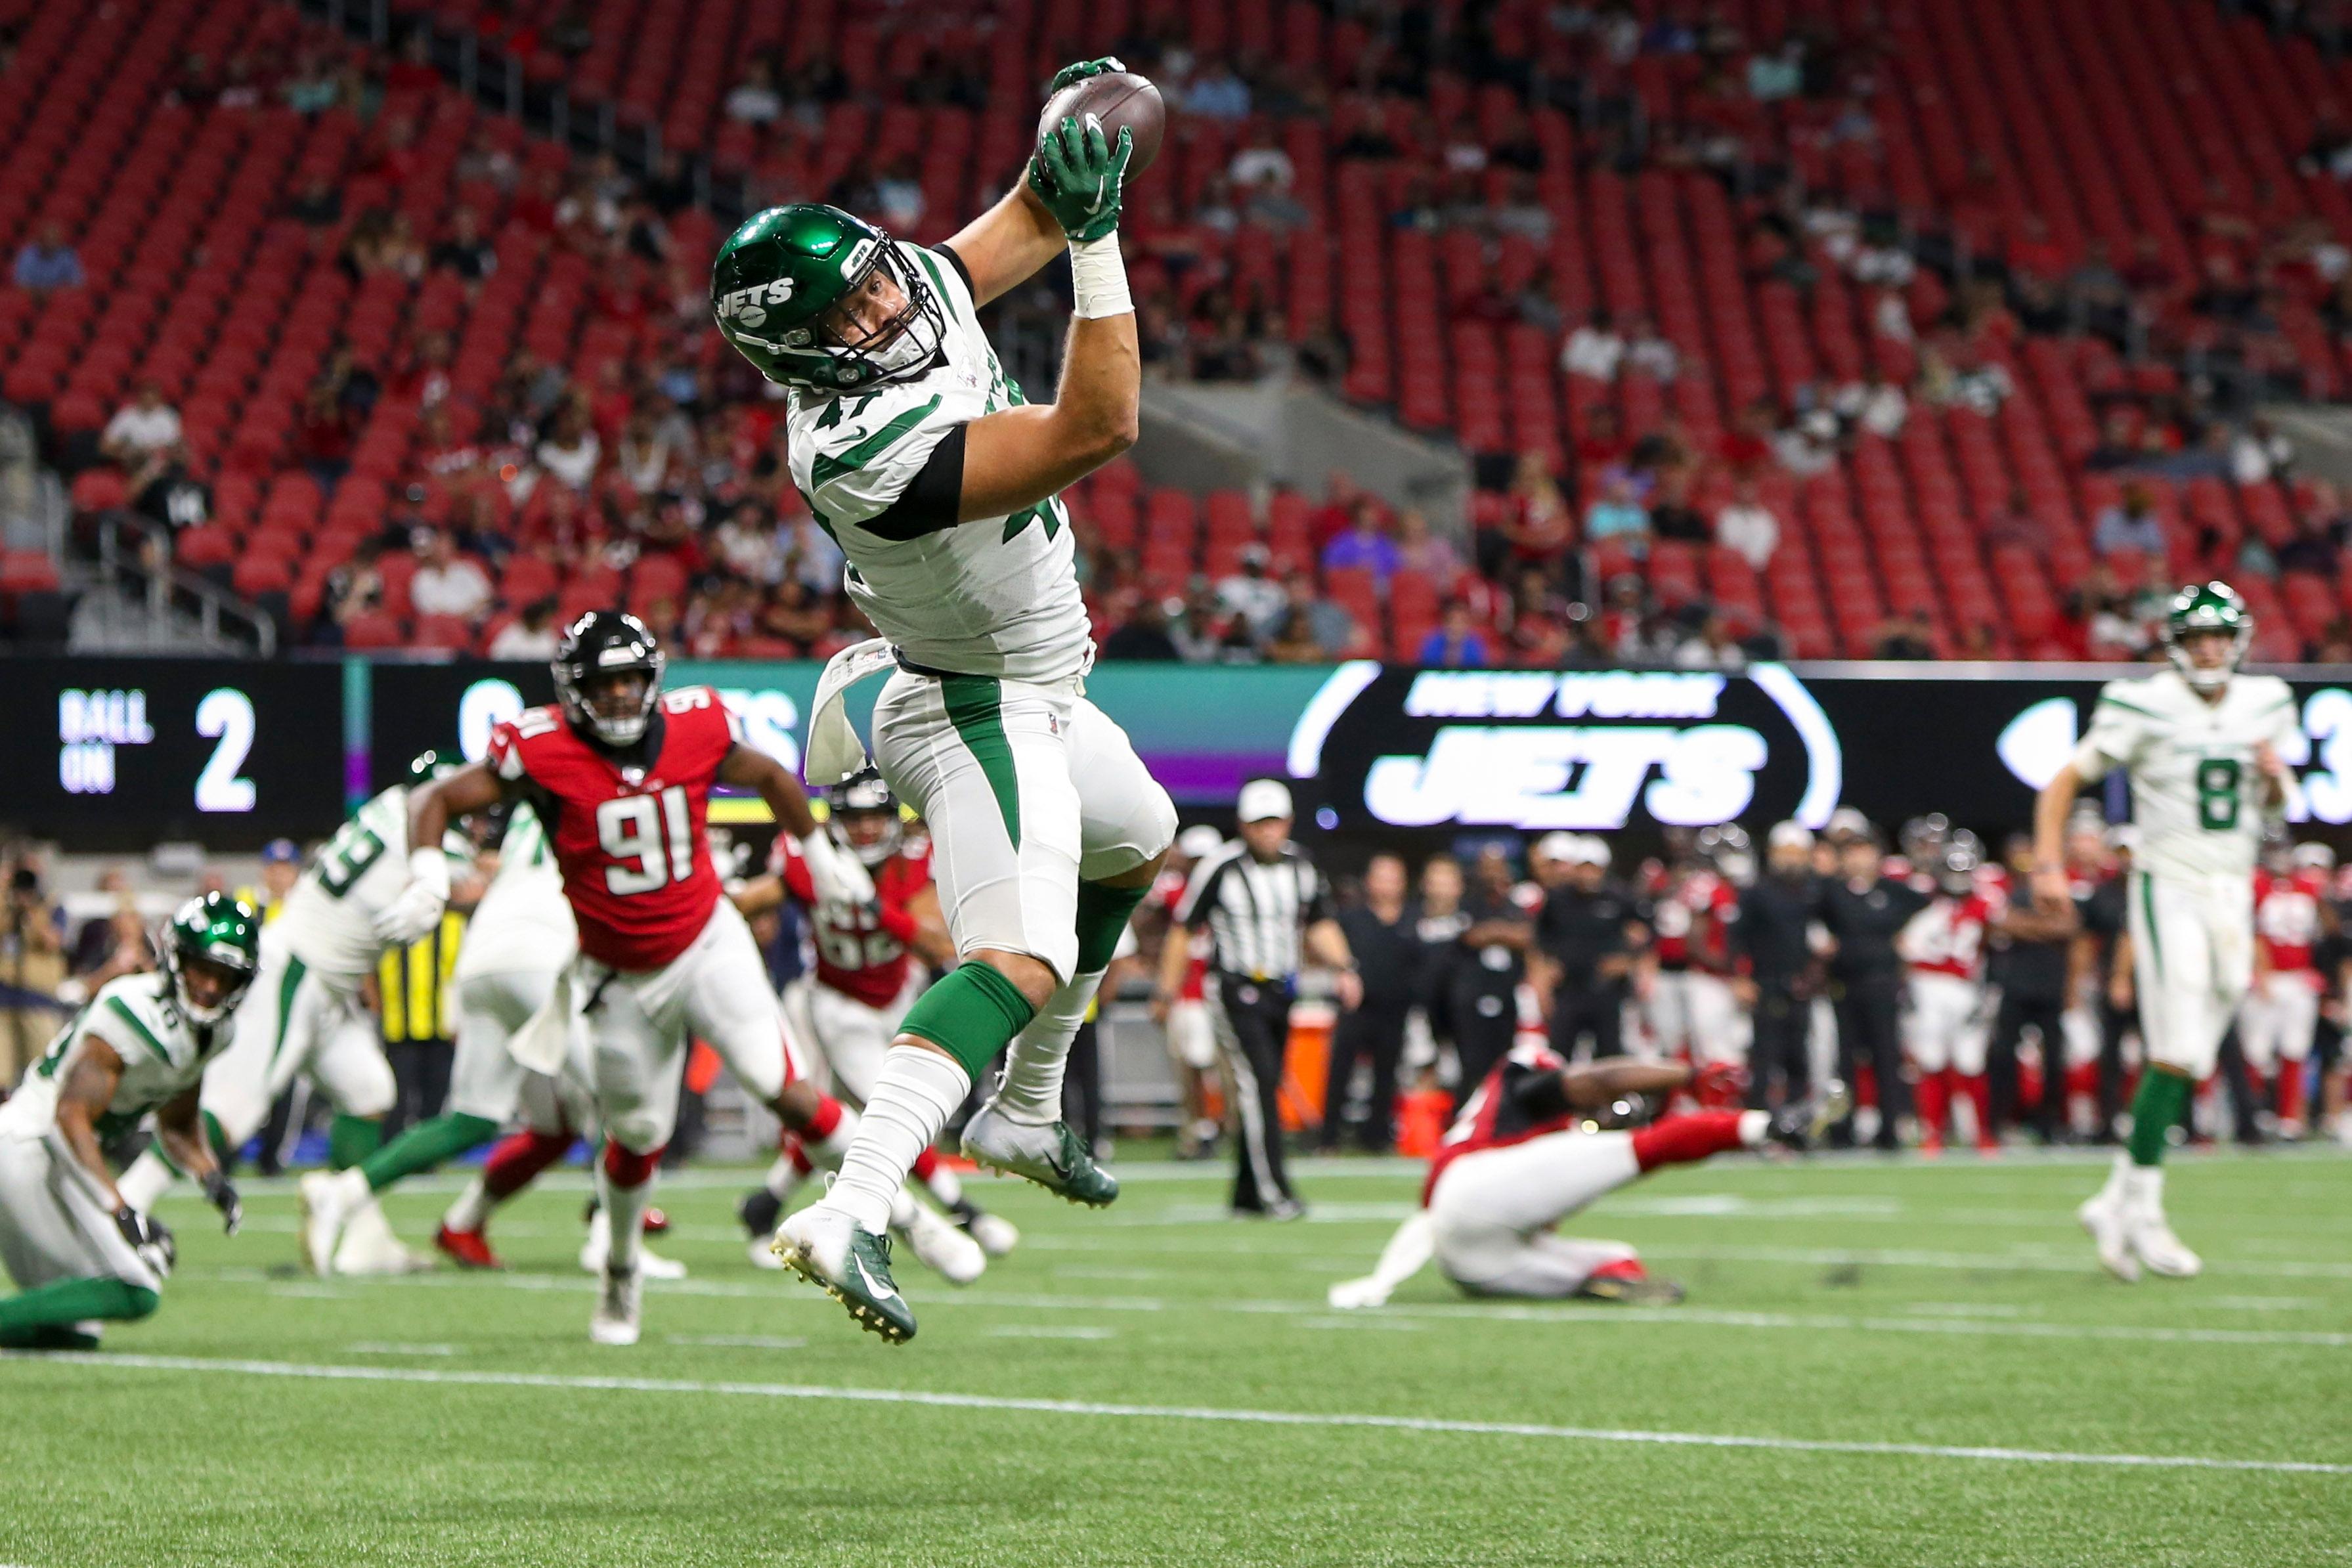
[2,1146,2345,1566]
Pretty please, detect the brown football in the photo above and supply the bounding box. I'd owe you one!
[1035,70,1165,177]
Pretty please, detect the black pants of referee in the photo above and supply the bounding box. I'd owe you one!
[1747,988,1811,1110]
[1548,982,1626,1063]
[1833,978,1906,1149]
[1990,991,2068,1141]
[383,1040,454,1143]
[1449,987,1517,1110]
[1320,1002,1406,1152]
[1208,972,1299,1211]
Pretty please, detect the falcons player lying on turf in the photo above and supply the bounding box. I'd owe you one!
[732,772,1019,1278]
[2242,837,2334,1137]
[1326,1044,1846,1309]
[308,611,878,1346]
[1900,834,1999,1154]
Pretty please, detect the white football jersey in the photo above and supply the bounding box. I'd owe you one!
[0,974,227,1142]
[2072,668,2299,881]
[786,240,1091,684]
[278,785,471,980]
[454,803,577,983]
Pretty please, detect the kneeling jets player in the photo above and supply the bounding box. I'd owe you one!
[712,58,1178,1342]
[0,895,258,1349]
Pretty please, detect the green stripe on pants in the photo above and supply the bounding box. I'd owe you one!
[2136,871,2162,978]
[269,955,308,1070]
[941,676,1021,850]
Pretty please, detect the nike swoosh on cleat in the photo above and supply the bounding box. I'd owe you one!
[848,1253,902,1306]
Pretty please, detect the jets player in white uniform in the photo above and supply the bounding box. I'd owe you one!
[2032,583,2297,1279]
[115,753,475,1274]
[711,57,1179,1341]
[0,895,258,1348]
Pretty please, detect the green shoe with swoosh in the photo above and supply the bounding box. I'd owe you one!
[772,1206,917,1344]
[961,1103,1120,1208]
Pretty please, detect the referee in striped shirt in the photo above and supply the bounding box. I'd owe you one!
[1154,780,1359,1219]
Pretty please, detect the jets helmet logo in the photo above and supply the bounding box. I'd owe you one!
[719,276,795,329]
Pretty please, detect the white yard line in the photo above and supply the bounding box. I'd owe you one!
[7,1351,2345,1477]
[346,1343,460,1357]
[664,1334,806,1351]
[177,1267,2352,1349]
[985,1326,1116,1340]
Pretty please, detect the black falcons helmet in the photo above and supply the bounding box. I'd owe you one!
[553,610,665,747]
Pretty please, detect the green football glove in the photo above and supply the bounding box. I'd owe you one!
[1043,56,1125,95]
[1028,115,1133,244]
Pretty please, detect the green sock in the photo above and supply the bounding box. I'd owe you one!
[0,1276,159,1341]
[2127,1068,2191,1166]
[201,1109,231,1167]
[357,1112,500,1194]
[1075,879,1154,972]
[899,962,1038,1078]
[328,1114,383,1171]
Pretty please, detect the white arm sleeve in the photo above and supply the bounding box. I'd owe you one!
[1327,1211,1437,1309]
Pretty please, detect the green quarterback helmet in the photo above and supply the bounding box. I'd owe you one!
[2163,581,2253,692]
[710,203,946,391]
[163,892,261,1026]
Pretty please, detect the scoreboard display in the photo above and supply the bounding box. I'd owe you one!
[10,659,347,850]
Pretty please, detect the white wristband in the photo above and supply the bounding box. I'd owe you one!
[1068,234,1131,320]
[406,847,451,904]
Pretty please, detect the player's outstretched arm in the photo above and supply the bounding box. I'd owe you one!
[718,745,875,906]
[154,1083,238,1234]
[1557,1058,1692,1110]
[957,116,1139,521]
[942,58,1124,305]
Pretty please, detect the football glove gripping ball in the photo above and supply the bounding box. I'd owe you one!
[1043,56,1125,95]
[1028,116,1133,244]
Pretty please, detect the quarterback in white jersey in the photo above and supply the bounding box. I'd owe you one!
[2032,583,2296,1281]
[712,57,1178,1341]
[114,755,476,1274]
[0,895,257,1348]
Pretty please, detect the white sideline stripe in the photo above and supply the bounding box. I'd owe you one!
[180,1268,2352,1349]
[11,1351,2347,1476]
[1632,1243,2352,1280]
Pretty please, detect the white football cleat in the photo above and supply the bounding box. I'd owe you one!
[579,1209,687,1280]
[965,1210,1020,1258]
[590,1265,642,1346]
[2127,1209,2203,1278]
[297,1169,364,1277]
[2077,1190,2140,1283]
[897,1199,986,1286]
[332,1197,433,1276]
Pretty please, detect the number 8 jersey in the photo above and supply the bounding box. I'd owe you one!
[2071,667,2299,881]
[488,686,741,970]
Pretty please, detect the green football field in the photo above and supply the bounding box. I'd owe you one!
[3,1145,2346,1567]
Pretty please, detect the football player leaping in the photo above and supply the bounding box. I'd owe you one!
[317,611,877,1345]
[115,754,479,1275]
[2033,583,2297,1280]
[711,58,1178,1343]
[733,772,1015,1278]
[1,895,258,1349]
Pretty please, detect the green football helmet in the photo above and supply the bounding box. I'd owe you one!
[406,749,457,787]
[163,892,261,1026]
[710,204,946,391]
[2162,581,2252,693]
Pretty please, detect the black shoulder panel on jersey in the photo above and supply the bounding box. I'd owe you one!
[936,245,976,301]
[864,423,969,541]
[1504,1060,1574,1126]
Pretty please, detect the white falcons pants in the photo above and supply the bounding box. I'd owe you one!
[0,1133,162,1294]
[782,972,919,1106]
[1649,972,1747,1066]
[1904,970,1988,1075]
[2130,869,2255,1079]
[1426,1129,1642,1296]
[576,897,804,1154]
[199,928,395,1146]
[2238,970,2320,1074]
[871,669,1175,983]
[1165,997,1217,1071]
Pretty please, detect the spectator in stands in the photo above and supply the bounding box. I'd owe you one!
[1624,317,1679,383]
[2232,418,2294,484]
[1871,609,1936,660]
[1583,475,1651,557]
[1217,543,1288,638]
[1419,601,1491,668]
[2279,489,2347,578]
[1839,373,1908,437]
[488,595,561,660]
[1393,509,1461,586]
[133,443,211,534]
[1102,596,1182,662]
[409,531,492,623]
[1188,59,1253,121]
[2093,482,2167,557]
[297,386,355,496]
[284,175,342,229]
[1561,309,1625,381]
[11,223,81,292]
[1649,468,1709,544]
[1168,586,1227,664]
[1487,452,1575,584]
[724,60,783,123]
[67,867,138,976]
[281,45,341,114]
[1715,479,1780,570]
[534,403,601,492]
[1276,570,1355,660]
[1674,611,1747,670]
[1322,500,1403,586]
[100,383,183,466]
[431,206,497,282]
[1717,397,1777,477]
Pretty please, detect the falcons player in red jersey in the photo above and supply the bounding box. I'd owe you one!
[324,611,880,1345]
[1326,1043,1845,1308]
[1900,835,1999,1154]
[2242,838,2334,1137]
[1647,826,1751,1099]
[733,772,1020,1273]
